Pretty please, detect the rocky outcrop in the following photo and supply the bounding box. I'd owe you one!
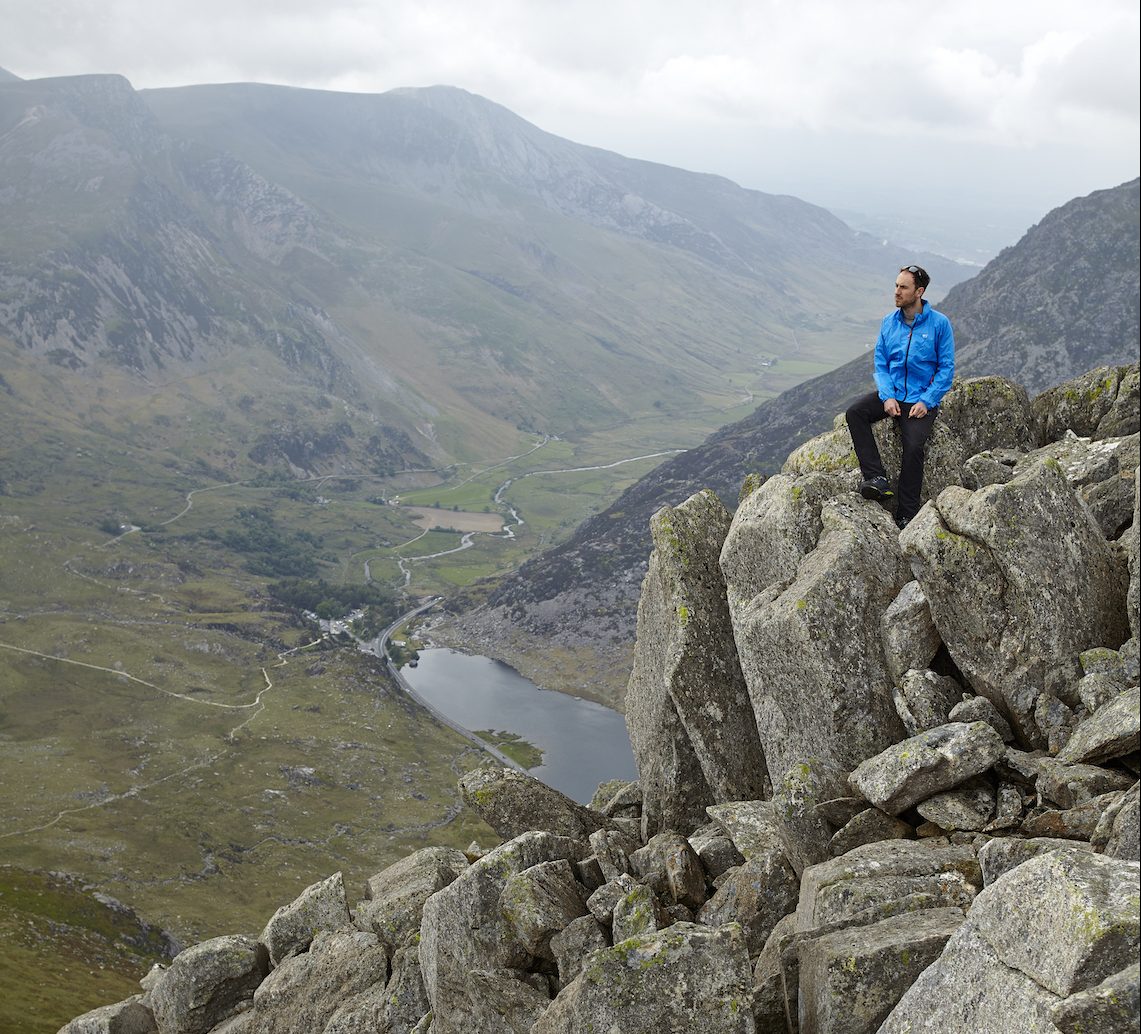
[626,489,768,836]
[59,362,1140,1034]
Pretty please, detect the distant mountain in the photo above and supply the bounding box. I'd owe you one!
[443,179,1141,706]
[1,74,966,482]
[0,67,21,82]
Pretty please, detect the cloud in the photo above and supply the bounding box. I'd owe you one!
[2,0,1136,237]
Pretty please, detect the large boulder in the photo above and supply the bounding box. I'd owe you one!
[458,765,611,841]
[57,999,155,1034]
[145,936,268,1034]
[880,847,1141,1031]
[626,489,767,837]
[727,498,909,780]
[848,721,1006,815]
[719,471,849,618]
[417,831,584,1034]
[259,872,351,967]
[245,929,388,1034]
[532,922,754,1034]
[901,459,1130,745]
[797,841,982,932]
[1031,363,1140,444]
[355,846,468,950]
[797,908,965,1034]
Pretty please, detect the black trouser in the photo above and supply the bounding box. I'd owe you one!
[845,391,939,521]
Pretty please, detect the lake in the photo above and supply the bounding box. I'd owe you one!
[399,648,637,805]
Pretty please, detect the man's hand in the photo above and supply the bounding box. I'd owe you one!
[884,398,901,417]
[908,401,928,419]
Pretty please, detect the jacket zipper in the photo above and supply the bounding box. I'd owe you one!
[901,323,915,401]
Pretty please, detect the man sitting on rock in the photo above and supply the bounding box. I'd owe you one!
[846,264,956,529]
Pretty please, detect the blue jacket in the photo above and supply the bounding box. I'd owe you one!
[873,301,955,408]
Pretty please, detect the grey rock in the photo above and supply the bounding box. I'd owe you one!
[457,765,610,841]
[585,873,639,923]
[696,849,799,956]
[893,669,964,736]
[611,881,669,942]
[1035,757,1136,809]
[729,499,908,780]
[589,779,640,816]
[1093,780,1140,861]
[751,913,797,1033]
[587,828,636,881]
[58,998,156,1034]
[828,808,913,857]
[626,490,768,837]
[814,796,869,827]
[499,859,588,961]
[548,915,609,989]
[381,945,432,1034]
[1078,671,1129,713]
[655,831,708,910]
[1130,468,1140,638]
[417,831,583,1034]
[720,471,849,618]
[532,923,754,1034]
[1035,692,1078,754]
[901,460,1130,746]
[961,449,1019,489]
[797,908,965,1034]
[1021,791,1126,840]
[259,872,350,968]
[575,856,605,892]
[1032,363,1140,444]
[356,847,468,950]
[146,936,268,1034]
[796,840,981,932]
[949,694,1014,742]
[915,774,996,831]
[688,825,745,881]
[939,375,1038,457]
[848,721,1006,815]
[971,847,1140,997]
[1080,439,1139,538]
[1057,685,1141,765]
[1050,962,1141,1034]
[769,758,849,876]
[246,929,387,1034]
[977,836,1094,887]
[705,799,782,860]
[984,780,1026,832]
[881,581,942,683]
[460,968,550,1034]
[879,921,1063,1032]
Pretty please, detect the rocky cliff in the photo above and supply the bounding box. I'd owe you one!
[58,363,1140,1033]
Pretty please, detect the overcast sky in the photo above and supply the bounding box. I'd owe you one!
[3,0,1138,259]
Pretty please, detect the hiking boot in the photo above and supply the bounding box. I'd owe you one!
[895,514,911,531]
[859,476,894,502]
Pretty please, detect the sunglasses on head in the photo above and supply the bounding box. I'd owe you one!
[900,264,929,287]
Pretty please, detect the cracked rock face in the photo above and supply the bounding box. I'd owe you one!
[901,459,1130,746]
[727,499,910,780]
[626,489,767,838]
